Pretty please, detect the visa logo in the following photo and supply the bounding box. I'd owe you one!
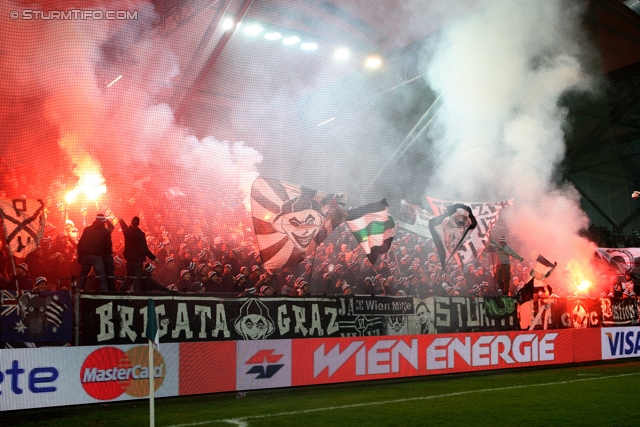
[605,330,640,357]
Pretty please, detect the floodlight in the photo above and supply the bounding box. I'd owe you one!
[283,36,301,45]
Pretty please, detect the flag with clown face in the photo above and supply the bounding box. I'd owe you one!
[250,177,347,269]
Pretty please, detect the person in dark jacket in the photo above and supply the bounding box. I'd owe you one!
[119,216,159,292]
[77,214,112,292]
[10,262,33,291]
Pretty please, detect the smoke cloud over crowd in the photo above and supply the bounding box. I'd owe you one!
[419,0,598,291]
[0,0,604,292]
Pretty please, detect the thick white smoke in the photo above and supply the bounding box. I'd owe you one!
[421,0,598,292]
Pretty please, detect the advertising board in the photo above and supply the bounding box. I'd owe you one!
[0,344,179,411]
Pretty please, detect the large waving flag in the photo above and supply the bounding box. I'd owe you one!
[250,177,346,269]
[429,204,477,269]
[397,200,432,239]
[594,248,640,275]
[516,255,557,303]
[346,199,396,264]
[0,198,45,259]
[426,197,512,266]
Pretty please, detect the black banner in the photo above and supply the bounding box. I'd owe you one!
[558,298,601,329]
[353,296,414,315]
[600,297,639,326]
[79,294,384,345]
[432,296,518,333]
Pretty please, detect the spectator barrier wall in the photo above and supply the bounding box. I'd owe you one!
[3,326,640,411]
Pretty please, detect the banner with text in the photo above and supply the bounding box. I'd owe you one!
[291,329,581,386]
[0,343,180,411]
[79,294,384,346]
[600,297,639,327]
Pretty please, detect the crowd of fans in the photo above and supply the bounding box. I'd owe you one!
[0,178,638,300]
[579,223,640,248]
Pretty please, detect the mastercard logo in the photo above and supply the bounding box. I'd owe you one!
[80,346,166,400]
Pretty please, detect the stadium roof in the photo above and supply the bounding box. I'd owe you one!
[146,0,640,231]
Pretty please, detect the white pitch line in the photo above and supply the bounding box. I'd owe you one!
[165,372,640,427]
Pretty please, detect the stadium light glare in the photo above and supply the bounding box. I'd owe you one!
[243,24,263,36]
[221,17,235,31]
[334,47,350,61]
[264,32,282,40]
[282,36,301,45]
[365,56,382,69]
[301,42,318,51]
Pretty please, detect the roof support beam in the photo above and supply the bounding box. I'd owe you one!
[565,81,640,163]
[568,175,619,229]
[175,0,255,121]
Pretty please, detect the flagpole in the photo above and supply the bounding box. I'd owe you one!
[149,337,155,427]
[392,249,401,279]
[487,230,499,297]
[146,298,158,427]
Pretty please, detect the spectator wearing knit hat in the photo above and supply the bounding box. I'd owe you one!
[234,274,248,294]
[10,263,33,291]
[222,248,241,276]
[204,271,223,293]
[258,285,275,296]
[341,283,353,295]
[195,263,210,282]
[220,264,235,292]
[141,262,176,294]
[157,256,177,287]
[176,269,192,293]
[176,248,193,274]
[33,276,49,291]
[279,275,295,296]
[211,261,224,276]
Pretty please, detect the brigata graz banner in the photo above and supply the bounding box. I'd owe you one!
[1,290,72,343]
[79,294,384,346]
[80,294,524,346]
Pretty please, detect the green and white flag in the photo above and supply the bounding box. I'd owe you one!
[346,199,396,264]
[146,299,159,349]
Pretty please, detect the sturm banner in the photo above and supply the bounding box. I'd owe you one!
[382,296,517,336]
[79,294,384,346]
[431,296,518,333]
